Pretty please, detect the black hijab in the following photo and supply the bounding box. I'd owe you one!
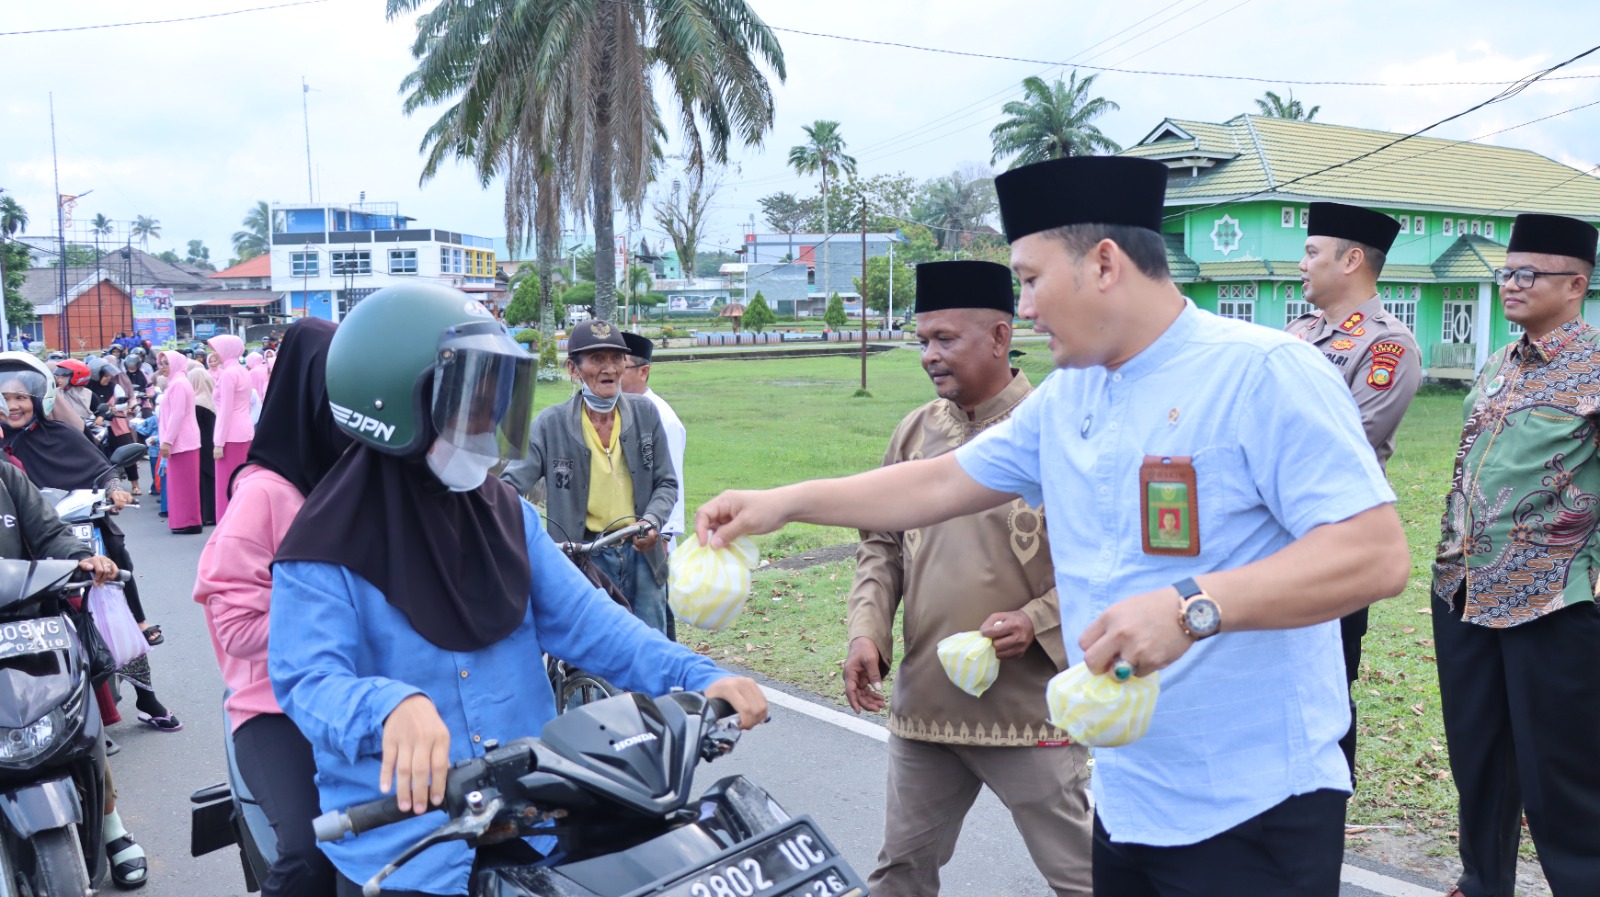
[233,318,348,498]
[274,405,532,654]
[0,398,116,491]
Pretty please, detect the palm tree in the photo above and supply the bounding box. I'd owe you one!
[914,168,999,252]
[0,197,26,237]
[1253,90,1319,121]
[390,0,787,324]
[232,201,274,262]
[787,120,857,300]
[989,72,1121,169]
[89,213,113,280]
[130,215,161,252]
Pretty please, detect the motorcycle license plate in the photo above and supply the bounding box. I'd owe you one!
[651,818,862,897]
[0,617,72,660]
[71,523,93,543]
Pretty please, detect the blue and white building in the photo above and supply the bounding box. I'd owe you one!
[269,201,497,321]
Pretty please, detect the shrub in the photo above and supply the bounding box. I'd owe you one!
[744,293,776,333]
[514,329,540,346]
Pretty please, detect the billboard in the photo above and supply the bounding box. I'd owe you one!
[131,288,177,344]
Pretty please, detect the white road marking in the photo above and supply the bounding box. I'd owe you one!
[761,686,1448,897]
[1339,863,1442,897]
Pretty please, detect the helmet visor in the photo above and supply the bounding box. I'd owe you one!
[0,371,47,401]
[430,328,535,461]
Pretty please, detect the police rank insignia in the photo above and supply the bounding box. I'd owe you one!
[1339,312,1364,332]
[1329,339,1356,351]
[1367,342,1405,391]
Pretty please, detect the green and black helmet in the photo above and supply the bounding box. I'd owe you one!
[325,282,535,457]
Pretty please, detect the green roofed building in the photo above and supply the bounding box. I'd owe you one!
[1120,115,1600,379]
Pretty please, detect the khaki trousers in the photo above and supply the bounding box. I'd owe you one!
[869,734,1093,897]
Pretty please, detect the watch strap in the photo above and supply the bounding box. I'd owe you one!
[1174,577,1203,600]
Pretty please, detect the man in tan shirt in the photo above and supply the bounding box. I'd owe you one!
[847,260,1091,897]
[1285,201,1419,787]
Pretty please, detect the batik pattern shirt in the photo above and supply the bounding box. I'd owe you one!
[1433,316,1600,627]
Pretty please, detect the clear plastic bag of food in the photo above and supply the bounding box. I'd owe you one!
[1045,663,1161,747]
[936,631,1000,698]
[667,533,761,632]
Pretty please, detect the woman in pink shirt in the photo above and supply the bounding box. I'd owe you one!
[208,334,255,520]
[194,319,346,896]
[246,351,269,403]
[157,350,203,533]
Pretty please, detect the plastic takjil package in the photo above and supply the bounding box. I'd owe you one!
[936,631,1000,698]
[88,583,149,669]
[668,533,761,633]
[1045,663,1161,748]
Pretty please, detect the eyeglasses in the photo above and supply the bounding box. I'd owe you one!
[1494,267,1580,288]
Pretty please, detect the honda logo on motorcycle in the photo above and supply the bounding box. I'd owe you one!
[330,402,397,443]
[612,732,658,752]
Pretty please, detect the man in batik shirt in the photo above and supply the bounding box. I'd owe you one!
[1432,212,1600,897]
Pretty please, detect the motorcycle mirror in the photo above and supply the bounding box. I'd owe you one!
[109,444,146,468]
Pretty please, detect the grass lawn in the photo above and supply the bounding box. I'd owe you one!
[541,347,1473,843]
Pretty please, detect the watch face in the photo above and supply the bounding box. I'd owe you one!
[1185,598,1220,636]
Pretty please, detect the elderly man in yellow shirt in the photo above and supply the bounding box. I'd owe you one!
[504,320,679,633]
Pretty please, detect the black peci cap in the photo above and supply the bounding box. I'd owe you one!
[1508,213,1599,264]
[1307,202,1403,254]
[565,319,629,358]
[914,261,1015,315]
[621,331,653,363]
[995,156,1169,243]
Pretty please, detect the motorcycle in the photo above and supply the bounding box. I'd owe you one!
[314,691,867,897]
[39,445,147,558]
[0,557,132,895]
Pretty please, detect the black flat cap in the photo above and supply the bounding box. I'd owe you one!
[566,319,629,358]
[621,331,653,362]
[1508,213,1598,264]
[915,261,1015,315]
[995,156,1169,242]
[1307,202,1402,254]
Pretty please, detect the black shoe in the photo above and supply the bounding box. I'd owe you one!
[105,737,120,756]
[171,525,202,535]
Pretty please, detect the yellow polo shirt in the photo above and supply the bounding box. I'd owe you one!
[582,408,635,533]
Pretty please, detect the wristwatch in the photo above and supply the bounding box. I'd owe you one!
[1174,577,1221,641]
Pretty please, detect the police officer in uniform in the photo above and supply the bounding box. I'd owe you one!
[1285,201,1419,786]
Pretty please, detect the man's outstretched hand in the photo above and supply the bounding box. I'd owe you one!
[694,489,792,549]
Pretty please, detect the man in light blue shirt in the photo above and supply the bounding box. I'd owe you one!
[695,156,1409,897]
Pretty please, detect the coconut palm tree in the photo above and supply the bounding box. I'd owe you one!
[787,120,856,299]
[0,197,27,237]
[130,215,161,252]
[231,201,274,261]
[390,0,787,323]
[1253,90,1320,121]
[989,73,1121,169]
[913,168,999,252]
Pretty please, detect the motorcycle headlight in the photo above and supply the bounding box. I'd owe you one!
[0,709,63,764]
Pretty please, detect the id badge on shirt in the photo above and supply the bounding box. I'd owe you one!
[1140,455,1200,556]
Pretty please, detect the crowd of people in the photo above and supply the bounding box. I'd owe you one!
[0,155,1592,897]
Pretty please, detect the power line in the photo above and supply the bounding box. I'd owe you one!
[0,0,330,37]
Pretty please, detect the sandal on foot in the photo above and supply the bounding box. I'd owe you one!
[106,834,148,889]
[130,485,142,496]
[105,736,120,756]
[136,712,182,732]
[141,625,163,647]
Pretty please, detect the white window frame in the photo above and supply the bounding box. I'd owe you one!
[290,251,319,277]
[1281,207,1296,228]
[1285,299,1313,321]
[1383,296,1417,331]
[1458,219,1469,236]
[1381,285,1393,301]
[1484,220,1496,239]
[1299,208,1310,228]
[388,248,417,274]
[1413,216,1426,235]
[1442,218,1454,237]
[1442,300,1477,344]
[1217,300,1256,322]
[1216,283,1258,301]
[1397,215,1410,235]
[330,250,372,276]
[1471,220,1482,236]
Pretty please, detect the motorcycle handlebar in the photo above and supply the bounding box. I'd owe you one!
[313,794,408,843]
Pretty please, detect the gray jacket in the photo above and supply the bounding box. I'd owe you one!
[0,463,93,563]
[503,393,678,583]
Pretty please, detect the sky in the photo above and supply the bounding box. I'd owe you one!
[2,0,1597,269]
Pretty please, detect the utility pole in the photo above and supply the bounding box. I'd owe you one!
[51,94,68,351]
[302,77,314,203]
[887,237,894,330]
[0,188,10,351]
[860,199,868,390]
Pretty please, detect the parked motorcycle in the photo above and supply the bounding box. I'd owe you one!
[0,558,131,895]
[314,691,867,897]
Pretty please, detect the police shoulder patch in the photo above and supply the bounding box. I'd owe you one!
[1370,341,1406,358]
